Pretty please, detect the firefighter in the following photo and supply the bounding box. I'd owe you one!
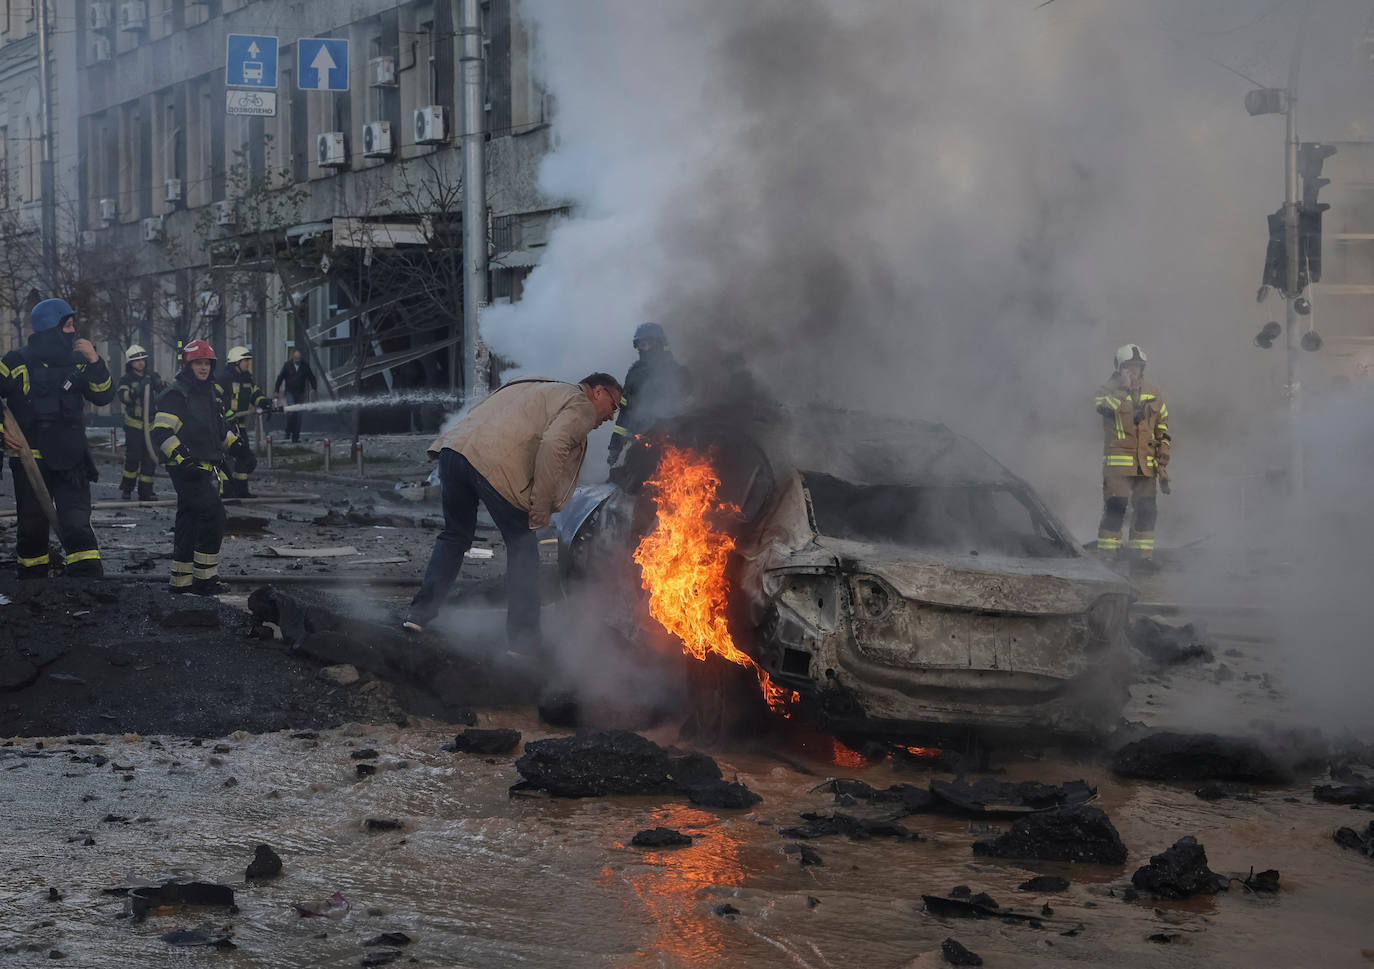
[152,340,235,595]
[0,298,114,578]
[607,322,690,470]
[216,346,274,498]
[1095,343,1171,569]
[116,343,165,501]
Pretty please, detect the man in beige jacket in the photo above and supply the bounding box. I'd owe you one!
[404,373,623,647]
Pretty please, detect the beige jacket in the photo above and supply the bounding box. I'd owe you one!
[429,378,597,521]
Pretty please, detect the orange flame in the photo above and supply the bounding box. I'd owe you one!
[634,445,796,712]
[832,739,868,769]
[899,746,943,759]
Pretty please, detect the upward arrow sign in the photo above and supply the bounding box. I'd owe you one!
[247,41,260,58]
[308,44,337,89]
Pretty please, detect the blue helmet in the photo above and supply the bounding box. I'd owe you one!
[31,298,75,333]
[633,322,667,347]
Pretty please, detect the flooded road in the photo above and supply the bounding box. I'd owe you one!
[3,711,1372,968]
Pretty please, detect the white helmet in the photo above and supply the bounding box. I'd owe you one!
[125,344,148,362]
[1114,344,1147,370]
[226,345,253,365]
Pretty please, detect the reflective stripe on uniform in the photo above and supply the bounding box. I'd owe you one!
[18,552,50,567]
[121,470,138,480]
[193,551,218,566]
[1104,455,1135,466]
[89,376,112,393]
[138,474,154,484]
[169,561,193,588]
[232,473,249,480]
[1114,414,1125,440]
[1096,537,1122,550]
[64,549,101,565]
[1127,538,1155,549]
[612,425,629,437]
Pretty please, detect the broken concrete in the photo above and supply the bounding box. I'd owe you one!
[1111,732,1294,784]
[971,805,1128,864]
[1130,836,1230,898]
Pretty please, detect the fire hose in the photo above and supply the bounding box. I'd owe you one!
[142,381,157,484]
[0,400,63,540]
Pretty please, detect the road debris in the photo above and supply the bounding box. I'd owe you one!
[1111,732,1294,783]
[1130,836,1230,898]
[972,805,1128,864]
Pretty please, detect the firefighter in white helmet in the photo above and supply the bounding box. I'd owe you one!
[116,344,165,501]
[216,345,274,498]
[1095,344,1171,569]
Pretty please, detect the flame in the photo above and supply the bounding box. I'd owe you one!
[634,445,796,712]
[831,739,868,769]
[898,745,943,759]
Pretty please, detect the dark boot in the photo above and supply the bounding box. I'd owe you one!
[119,490,133,501]
[64,559,105,579]
[191,577,232,596]
[138,490,158,502]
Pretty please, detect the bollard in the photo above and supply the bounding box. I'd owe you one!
[323,439,331,473]
[109,428,117,451]
[356,440,365,477]
[266,436,273,470]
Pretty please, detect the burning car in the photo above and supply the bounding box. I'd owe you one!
[555,404,1133,742]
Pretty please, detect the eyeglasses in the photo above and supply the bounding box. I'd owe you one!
[602,387,622,412]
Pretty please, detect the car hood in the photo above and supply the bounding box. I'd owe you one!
[780,535,1132,615]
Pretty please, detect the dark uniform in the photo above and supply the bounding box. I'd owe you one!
[0,303,114,578]
[607,331,690,466]
[273,356,317,442]
[216,368,271,498]
[152,362,235,593]
[117,364,165,500]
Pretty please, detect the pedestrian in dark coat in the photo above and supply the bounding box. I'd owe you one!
[273,349,317,443]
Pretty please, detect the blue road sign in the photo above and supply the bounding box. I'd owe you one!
[298,38,349,92]
[227,34,278,88]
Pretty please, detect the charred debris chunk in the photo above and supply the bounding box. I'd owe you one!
[941,937,984,966]
[511,729,758,806]
[446,728,522,756]
[1131,836,1230,898]
[823,776,1094,818]
[1334,821,1374,858]
[1313,781,1374,806]
[1111,732,1294,784]
[972,805,1128,865]
[1129,616,1213,666]
[780,812,922,842]
[245,844,282,880]
[631,827,693,848]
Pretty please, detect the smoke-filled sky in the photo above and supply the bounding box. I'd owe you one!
[485,0,1374,731]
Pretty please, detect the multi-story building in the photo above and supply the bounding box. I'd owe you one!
[67,0,557,419]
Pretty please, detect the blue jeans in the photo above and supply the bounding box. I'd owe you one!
[408,449,540,646]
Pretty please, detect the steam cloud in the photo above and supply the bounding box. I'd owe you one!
[484,0,1374,735]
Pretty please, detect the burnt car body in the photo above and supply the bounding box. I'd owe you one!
[555,405,1133,741]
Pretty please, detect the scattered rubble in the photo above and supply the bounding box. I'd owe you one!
[1130,836,1230,898]
[1018,876,1069,892]
[113,879,237,922]
[1111,732,1294,784]
[930,778,1096,816]
[292,892,351,918]
[783,843,824,866]
[448,728,522,755]
[160,928,235,948]
[1242,868,1280,893]
[972,805,1127,864]
[1314,781,1374,806]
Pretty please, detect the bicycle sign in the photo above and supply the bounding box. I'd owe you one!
[226,90,277,117]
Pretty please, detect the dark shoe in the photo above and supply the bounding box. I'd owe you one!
[119,491,133,501]
[64,562,104,579]
[169,584,193,595]
[138,492,158,502]
[191,578,232,596]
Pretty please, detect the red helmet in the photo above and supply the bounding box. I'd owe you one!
[183,340,216,362]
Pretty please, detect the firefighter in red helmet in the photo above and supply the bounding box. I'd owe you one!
[151,340,237,595]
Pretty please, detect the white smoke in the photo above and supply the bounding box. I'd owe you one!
[483,0,1374,734]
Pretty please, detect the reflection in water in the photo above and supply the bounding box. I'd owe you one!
[1,716,1372,968]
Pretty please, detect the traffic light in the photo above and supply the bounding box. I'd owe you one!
[1298,141,1335,283]
[1262,208,1309,294]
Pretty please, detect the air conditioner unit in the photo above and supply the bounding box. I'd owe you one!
[99,197,117,223]
[89,1,113,30]
[414,105,447,144]
[90,36,112,63]
[362,121,393,159]
[142,216,163,242]
[212,200,235,227]
[164,178,182,203]
[317,131,347,168]
[20,208,40,233]
[369,56,396,87]
[119,0,146,31]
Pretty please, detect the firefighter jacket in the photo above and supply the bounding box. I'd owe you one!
[0,329,114,471]
[608,349,690,461]
[117,365,166,430]
[153,370,236,473]
[1096,375,1170,477]
[216,368,271,430]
